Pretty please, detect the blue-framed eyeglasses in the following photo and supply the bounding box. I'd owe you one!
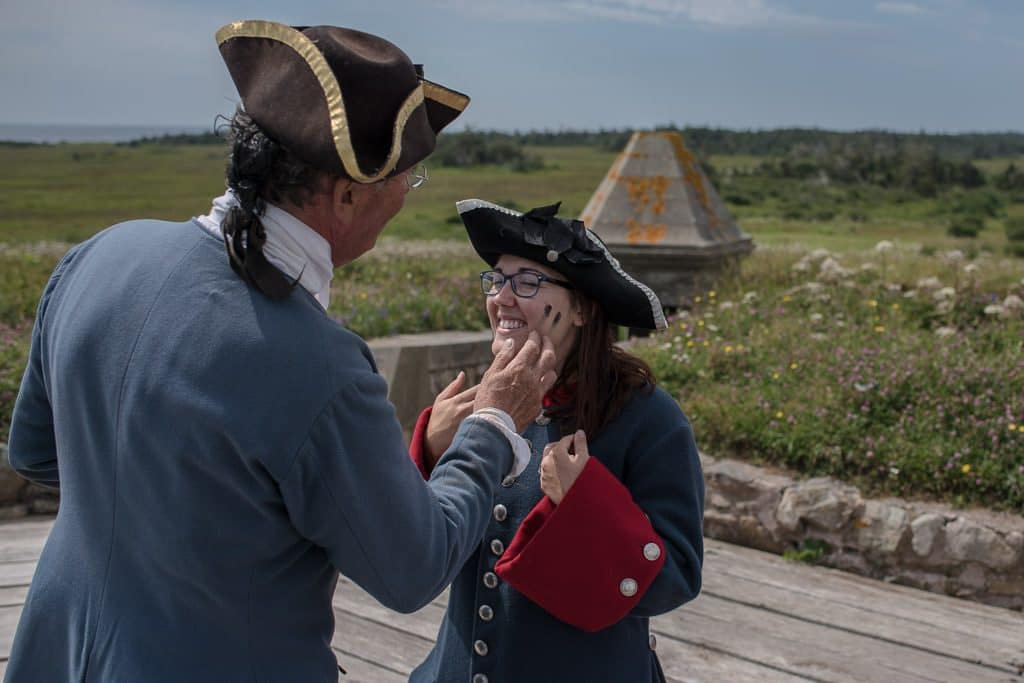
[479,270,574,298]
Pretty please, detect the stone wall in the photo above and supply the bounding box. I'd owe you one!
[702,454,1024,611]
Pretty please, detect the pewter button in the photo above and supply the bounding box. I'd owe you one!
[490,539,505,556]
[643,542,661,561]
[483,572,498,589]
[479,604,494,621]
[493,504,508,522]
[649,633,657,651]
[619,578,638,597]
[474,640,489,656]
[546,249,559,262]
[473,675,488,683]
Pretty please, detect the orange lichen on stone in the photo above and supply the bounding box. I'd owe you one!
[623,176,670,216]
[665,133,722,231]
[626,219,667,244]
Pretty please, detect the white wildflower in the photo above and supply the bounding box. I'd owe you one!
[792,259,811,273]
[718,301,735,311]
[935,326,957,338]
[1003,294,1024,311]
[943,249,965,263]
[984,304,1004,317]
[874,240,894,253]
[963,263,979,275]
[932,287,956,302]
[915,276,942,292]
[819,257,849,283]
[742,292,759,305]
[809,313,824,324]
[935,300,955,315]
[810,248,831,261]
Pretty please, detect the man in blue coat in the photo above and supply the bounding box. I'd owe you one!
[5,21,555,682]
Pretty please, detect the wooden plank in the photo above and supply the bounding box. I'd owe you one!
[335,577,811,683]
[700,540,1024,675]
[329,646,404,683]
[0,605,22,659]
[705,540,1024,666]
[0,562,36,589]
[661,593,1016,683]
[330,606,432,677]
[0,586,30,608]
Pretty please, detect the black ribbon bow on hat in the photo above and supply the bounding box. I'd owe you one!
[521,202,604,265]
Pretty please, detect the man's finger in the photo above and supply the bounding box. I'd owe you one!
[490,338,516,371]
[437,371,466,400]
[539,370,558,394]
[509,331,541,367]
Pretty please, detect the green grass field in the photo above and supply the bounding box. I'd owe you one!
[3,142,1021,249]
[1,141,1022,509]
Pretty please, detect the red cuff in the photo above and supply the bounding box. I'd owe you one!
[495,457,666,632]
[408,406,433,480]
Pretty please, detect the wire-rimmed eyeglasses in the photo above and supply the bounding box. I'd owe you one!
[479,270,574,298]
[406,164,428,189]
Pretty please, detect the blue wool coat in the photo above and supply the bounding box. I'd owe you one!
[411,387,705,683]
[6,218,513,682]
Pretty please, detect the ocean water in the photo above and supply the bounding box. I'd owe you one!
[0,123,212,144]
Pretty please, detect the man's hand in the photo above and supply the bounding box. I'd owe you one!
[474,332,557,433]
[424,372,477,468]
[539,430,590,505]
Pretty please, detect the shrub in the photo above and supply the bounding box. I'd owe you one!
[1005,217,1024,243]
[948,215,984,238]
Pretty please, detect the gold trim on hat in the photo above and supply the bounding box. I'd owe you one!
[422,81,469,112]
[217,20,423,183]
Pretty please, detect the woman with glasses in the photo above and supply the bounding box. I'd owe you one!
[406,199,705,682]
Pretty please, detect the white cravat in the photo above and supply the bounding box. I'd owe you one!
[196,190,334,310]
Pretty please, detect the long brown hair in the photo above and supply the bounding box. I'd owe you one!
[553,296,656,438]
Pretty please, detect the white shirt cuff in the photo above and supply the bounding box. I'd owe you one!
[467,408,531,480]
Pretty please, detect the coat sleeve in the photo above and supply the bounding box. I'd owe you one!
[8,249,80,489]
[277,372,512,614]
[495,406,704,632]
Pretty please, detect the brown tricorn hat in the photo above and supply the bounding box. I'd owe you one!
[216,20,469,182]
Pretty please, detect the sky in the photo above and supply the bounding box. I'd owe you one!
[1,0,1022,133]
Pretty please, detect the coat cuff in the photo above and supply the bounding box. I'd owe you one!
[408,406,433,480]
[495,457,666,632]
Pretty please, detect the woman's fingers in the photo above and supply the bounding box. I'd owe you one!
[435,371,465,402]
[572,429,589,460]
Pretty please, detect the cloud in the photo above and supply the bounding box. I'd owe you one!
[437,0,850,31]
[874,2,932,16]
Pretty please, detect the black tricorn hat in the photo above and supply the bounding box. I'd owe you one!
[457,199,667,330]
[217,20,469,181]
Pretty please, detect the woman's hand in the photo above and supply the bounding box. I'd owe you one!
[424,372,477,468]
[539,430,590,505]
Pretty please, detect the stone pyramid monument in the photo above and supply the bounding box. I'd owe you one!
[580,131,753,308]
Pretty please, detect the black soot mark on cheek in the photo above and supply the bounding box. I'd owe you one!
[544,304,552,318]
[552,312,562,326]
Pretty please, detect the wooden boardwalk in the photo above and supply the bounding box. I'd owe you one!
[0,518,1021,682]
